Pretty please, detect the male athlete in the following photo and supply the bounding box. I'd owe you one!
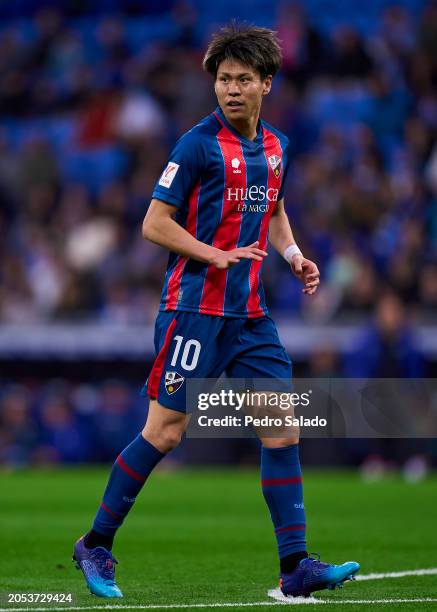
[73,25,360,600]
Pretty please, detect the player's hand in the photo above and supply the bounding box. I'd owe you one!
[290,255,320,295]
[210,241,268,270]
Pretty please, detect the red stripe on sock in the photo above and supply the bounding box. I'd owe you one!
[116,454,147,483]
[275,524,306,534]
[165,182,200,310]
[199,126,246,316]
[100,502,122,520]
[147,317,177,399]
[262,476,303,486]
[246,127,283,317]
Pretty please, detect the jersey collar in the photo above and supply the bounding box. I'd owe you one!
[215,106,263,146]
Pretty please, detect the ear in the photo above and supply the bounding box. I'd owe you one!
[262,75,272,96]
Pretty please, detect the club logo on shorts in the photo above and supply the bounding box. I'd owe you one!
[268,155,282,178]
[165,371,185,394]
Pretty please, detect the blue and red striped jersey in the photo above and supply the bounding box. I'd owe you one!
[152,106,291,318]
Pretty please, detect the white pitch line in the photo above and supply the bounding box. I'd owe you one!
[0,604,280,612]
[2,598,437,612]
[356,568,437,581]
[2,601,437,612]
[1,568,437,612]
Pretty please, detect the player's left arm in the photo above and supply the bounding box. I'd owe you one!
[269,199,320,295]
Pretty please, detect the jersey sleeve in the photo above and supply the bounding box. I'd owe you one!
[278,140,291,201]
[152,131,204,208]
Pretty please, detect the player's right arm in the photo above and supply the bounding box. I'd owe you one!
[142,199,266,269]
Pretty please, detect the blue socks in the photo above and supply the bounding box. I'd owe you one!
[92,433,164,537]
[89,434,306,569]
[261,444,307,562]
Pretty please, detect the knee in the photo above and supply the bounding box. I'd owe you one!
[142,425,183,454]
[261,436,299,449]
[161,428,183,452]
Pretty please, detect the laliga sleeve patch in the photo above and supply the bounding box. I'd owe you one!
[158,162,180,188]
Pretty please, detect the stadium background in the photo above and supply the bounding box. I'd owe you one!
[1,0,436,472]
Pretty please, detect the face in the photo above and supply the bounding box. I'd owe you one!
[214,59,272,124]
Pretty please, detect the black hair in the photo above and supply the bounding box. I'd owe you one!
[203,23,282,80]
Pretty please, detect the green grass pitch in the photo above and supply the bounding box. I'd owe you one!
[1,467,437,611]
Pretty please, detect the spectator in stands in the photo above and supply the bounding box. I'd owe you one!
[343,291,425,378]
[94,380,143,461]
[0,385,38,467]
[37,390,93,463]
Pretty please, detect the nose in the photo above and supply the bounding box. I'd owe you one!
[228,80,241,96]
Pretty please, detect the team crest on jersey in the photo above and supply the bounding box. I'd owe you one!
[165,371,185,394]
[268,155,282,178]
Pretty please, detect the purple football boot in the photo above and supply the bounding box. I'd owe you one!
[73,536,123,598]
[279,554,360,598]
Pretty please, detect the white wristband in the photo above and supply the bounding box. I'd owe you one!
[283,244,302,264]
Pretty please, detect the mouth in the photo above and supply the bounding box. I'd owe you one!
[226,101,244,109]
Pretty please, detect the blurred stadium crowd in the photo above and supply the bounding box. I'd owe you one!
[1,376,436,471]
[1,0,437,324]
[0,379,145,464]
[1,0,437,467]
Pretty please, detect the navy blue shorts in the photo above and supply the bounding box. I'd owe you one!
[142,311,292,413]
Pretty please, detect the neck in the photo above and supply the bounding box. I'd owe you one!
[222,107,260,141]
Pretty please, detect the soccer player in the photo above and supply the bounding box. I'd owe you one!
[73,24,360,600]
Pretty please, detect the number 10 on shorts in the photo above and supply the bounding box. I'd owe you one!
[171,336,201,371]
